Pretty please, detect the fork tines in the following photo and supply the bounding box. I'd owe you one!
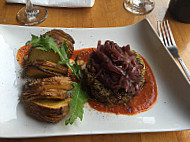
[157,20,176,47]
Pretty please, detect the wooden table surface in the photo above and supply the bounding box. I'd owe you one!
[0,0,190,141]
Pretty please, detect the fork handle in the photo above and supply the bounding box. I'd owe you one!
[177,57,190,81]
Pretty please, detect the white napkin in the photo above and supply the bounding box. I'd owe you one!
[6,0,96,7]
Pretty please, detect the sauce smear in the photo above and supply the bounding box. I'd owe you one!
[16,44,32,66]
[71,48,95,62]
[72,48,158,115]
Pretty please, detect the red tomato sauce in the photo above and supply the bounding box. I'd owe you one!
[16,44,32,66]
[72,48,158,115]
[71,47,95,61]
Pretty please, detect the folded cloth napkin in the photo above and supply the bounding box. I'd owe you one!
[6,0,95,7]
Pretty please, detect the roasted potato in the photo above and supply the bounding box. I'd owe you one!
[24,98,71,123]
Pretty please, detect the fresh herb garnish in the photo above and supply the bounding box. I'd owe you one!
[65,82,88,125]
[27,34,88,125]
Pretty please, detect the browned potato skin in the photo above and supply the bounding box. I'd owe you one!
[25,76,72,87]
[24,76,73,92]
[21,76,73,123]
[27,60,68,74]
[46,29,74,59]
[21,90,68,101]
[24,65,62,78]
[26,84,74,92]
[24,60,69,78]
[24,98,71,123]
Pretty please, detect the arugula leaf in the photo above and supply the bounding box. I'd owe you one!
[65,82,88,125]
[27,35,58,53]
[27,35,40,46]
[27,34,88,125]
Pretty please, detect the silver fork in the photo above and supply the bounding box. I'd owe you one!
[157,20,190,81]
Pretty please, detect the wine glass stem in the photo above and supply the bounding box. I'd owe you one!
[25,0,39,18]
[26,0,33,10]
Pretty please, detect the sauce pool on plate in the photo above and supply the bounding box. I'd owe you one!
[71,48,158,115]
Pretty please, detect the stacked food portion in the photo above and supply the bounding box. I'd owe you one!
[21,30,75,123]
[85,40,145,106]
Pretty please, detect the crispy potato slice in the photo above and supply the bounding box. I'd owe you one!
[24,65,62,78]
[25,76,72,86]
[24,76,73,91]
[21,90,68,101]
[31,98,71,109]
[26,60,68,75]
[24,98,71,123]
[24,60,70,78]
[28,84,73,92]
[28,48,61,63]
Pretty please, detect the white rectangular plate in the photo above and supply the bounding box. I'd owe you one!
[0,19,190,138]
